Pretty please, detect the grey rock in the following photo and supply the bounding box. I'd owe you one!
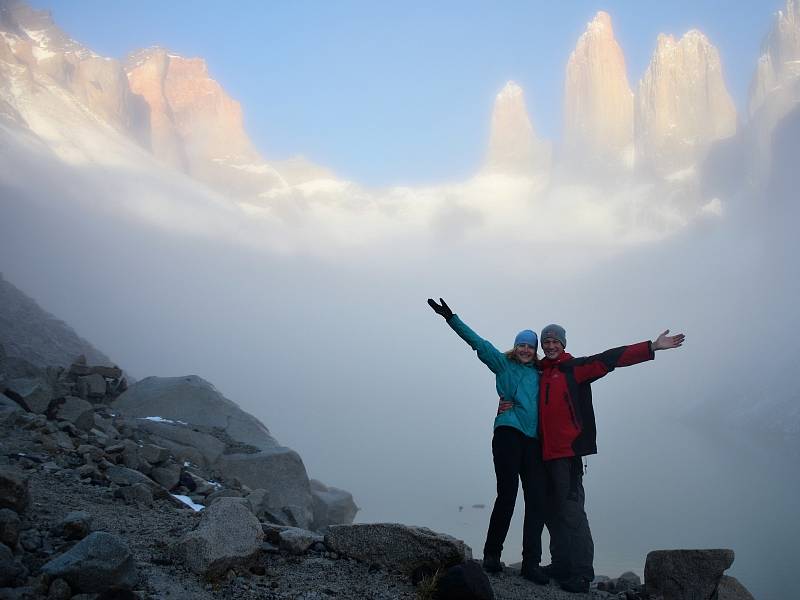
[76,444,104,462]
[205,489,244,506]
[18,529,41,552]
[114,483,153,506]
[716,575,755,600]
[78,373,106,398]
[0,468,29,513]
[57,511,92,540]
[138,444,169,465]
[0,510,20,547]
[277,527,324,555]
[52,396,94,430]
[150,463,181,491]
[0,541,27,586]
[436,560,494,600]
[40,430,75,452]
[47,578,72,600]
[112,375,278,451]
[615,571,641,591]
[325,523,472,575]
[127,419,225,468]
[173,497,263,578]
[645,549,734,600]
[0,395,22,425]
[105,465,160,491]
[215,449,313,529]
[41,531,138,593]
[310,479,358,529]
[4,377,54,414]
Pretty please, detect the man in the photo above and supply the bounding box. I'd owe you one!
[537,324,685,593]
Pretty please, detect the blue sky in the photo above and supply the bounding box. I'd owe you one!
[31,1,784,186]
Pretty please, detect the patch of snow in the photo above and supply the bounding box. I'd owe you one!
[32,46,56,61]
[206,479,223,490]
[171,494,204,512]
[21,28,50,47]
[140,416,188,425]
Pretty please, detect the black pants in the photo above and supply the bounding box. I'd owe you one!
[545,456,594,581]
[483,426,546,563]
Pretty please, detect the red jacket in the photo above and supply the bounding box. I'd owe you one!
[538,341,654,461]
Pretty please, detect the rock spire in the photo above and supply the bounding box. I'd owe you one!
[635,30,737,176]
[484,81,551,175]
[563,11,634,169]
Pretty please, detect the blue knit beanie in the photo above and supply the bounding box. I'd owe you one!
[540,324,566,348]
[514,330,538,348]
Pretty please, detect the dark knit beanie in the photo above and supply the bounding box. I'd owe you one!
[540,324,566,348]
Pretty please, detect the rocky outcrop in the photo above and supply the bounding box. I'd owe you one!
[125,48,290,195]
[325,523,472,575]
[564,11,634,170]
[644,548,734,600]
[0,273,113,369]
[746,0,800,182]
[635,31,737,176]
[310,478,358,530]
[484,81,551,176]
[0,1,148,140]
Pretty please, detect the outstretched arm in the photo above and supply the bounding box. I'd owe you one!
[427,298,506,373]
[427,298,454,321]
[652,329,685,351]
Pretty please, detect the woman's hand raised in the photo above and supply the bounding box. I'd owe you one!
[427,298,454,321]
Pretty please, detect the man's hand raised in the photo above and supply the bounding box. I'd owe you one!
[653,329,685,351]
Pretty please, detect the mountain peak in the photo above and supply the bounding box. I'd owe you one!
[563,10,634,170]
[636,28,736,175]
[484,81,550,176]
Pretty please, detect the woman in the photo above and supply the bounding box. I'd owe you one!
[428,298,549,584]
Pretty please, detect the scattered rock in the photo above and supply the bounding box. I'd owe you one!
[717,575,756,600]
[435,560,494,600]
[278,527,324,555]
[325,523,472,575]
[0,468,29,513]
[47,578,72,600]
[0,510,20,548]
[57,510,92,540]
[310,479,358,529]
[645,549,734,600]
[41,531,138,593]
[114,483,153,506]
[52,396,95,430]
[173,497,264,578]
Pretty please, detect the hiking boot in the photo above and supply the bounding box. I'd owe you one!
[520,562,549,585]
[541,563,568,581]
[559,575,591,593]
[482,554,503,573]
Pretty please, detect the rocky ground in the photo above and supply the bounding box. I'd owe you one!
[0,398,636,600]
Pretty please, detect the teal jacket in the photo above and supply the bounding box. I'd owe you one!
[448,315,540,438]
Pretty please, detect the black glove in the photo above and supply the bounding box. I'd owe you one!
[427,298,454,321]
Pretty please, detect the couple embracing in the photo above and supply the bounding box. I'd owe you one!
[427,298,685,594]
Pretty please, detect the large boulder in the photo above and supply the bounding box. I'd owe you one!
[717,575,755,600]
[325,523,472,575]
[310,479,358,529]
[51,396,95,430]
[215,449,313,529]
[3,376,53,413]
[112,375,278,450]
[125,417,225,468]
[436,560,494,600]
[173,497,263,578]
[645,549,734,600]
[0,467,29,513]
[41,531,138,593]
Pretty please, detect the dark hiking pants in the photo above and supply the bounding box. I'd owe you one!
[483,426,546,563]
[545,456,594,581]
